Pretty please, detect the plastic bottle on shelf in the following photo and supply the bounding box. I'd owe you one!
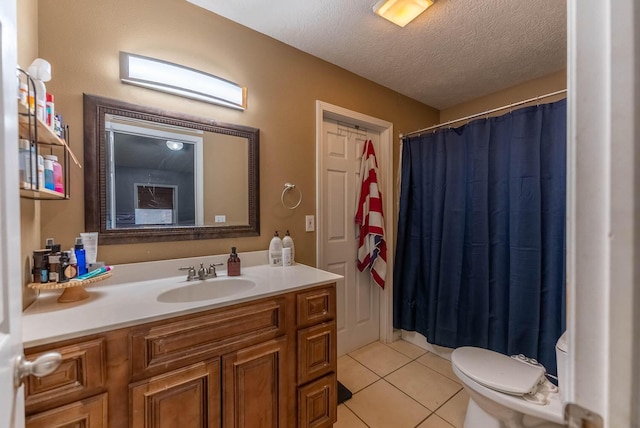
[46,93,55,129]
[37,155,44,189]
[18,139,34,187]
[45,154,63,193]
[43,155,55,190]
[268,231,283,267]
[282,230,295,264]
[27,58,51,123]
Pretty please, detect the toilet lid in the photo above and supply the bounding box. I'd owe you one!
[452,347,546,396]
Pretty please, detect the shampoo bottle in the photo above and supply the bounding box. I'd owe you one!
[268,231,283,267]
[282,230,295,264]
[227,247,241,276]
[74,237,87,275]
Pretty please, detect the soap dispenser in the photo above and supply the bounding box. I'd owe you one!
[282,230,295,264]
[268,231,283,267]
[227,247,241,276]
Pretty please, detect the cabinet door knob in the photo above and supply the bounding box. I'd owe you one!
[14,352,62,387]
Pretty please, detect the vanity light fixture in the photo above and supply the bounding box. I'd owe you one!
[119,52,247,110]
[373,0,434,27]
[165,141,184,151]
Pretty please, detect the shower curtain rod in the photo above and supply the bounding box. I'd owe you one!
[400,89,567,139]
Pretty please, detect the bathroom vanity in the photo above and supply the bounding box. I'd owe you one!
[21,253,340,428]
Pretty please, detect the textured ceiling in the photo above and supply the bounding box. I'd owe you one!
[186,0,566,110]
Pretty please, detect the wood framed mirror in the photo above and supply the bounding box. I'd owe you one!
[83,94,259,244]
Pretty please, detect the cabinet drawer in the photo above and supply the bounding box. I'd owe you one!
[25,393,108,428]
[131,298,286,377]
[297,373,337,428]
[25,338,106,414]
[297,322,336,385]
[296,285,336,328]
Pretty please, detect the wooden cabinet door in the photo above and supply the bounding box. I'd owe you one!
[25,393,108,428]
[222,337,289,428]
[130,360,221,428]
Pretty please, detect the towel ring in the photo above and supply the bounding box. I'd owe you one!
[281,183,302,210]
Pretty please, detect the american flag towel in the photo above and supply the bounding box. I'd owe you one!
[355,139,387,289]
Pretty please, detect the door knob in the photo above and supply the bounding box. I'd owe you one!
[14,352,62,387]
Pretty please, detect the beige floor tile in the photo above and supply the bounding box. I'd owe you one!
[436,389,469,428]
[346,380,431,428]
[416,352,460,383]
[349,342,411,377]
[385,361,462,411]
[387,340,427,359]
[417,414,456,428]
[334,404,368,428]
[338,355,380,393]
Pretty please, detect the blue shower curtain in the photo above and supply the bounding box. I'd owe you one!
[394,99,566,375]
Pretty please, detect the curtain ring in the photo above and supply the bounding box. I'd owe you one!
[281,183,302,210]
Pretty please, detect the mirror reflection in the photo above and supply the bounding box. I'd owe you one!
[83,94,259,244]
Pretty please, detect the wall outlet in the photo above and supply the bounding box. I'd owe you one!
[214,215,226,223]
[305,215,315,232]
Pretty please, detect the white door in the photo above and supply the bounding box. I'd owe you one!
[1,0,26,425]
[319,117,382,356]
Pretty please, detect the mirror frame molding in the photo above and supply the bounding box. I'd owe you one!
[83,93,260,244]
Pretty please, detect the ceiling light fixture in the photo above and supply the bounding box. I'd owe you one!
[119,52,247,110]
[373,0,434,27]
[166,141,184,151]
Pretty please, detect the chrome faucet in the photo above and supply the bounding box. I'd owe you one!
[179,266,197,281]
[179,263,223,281]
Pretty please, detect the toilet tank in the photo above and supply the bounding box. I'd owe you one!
[555,331,570,404]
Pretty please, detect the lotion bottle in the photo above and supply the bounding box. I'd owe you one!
[282,230,295,264]
[227,247,241,276]
[268,231,283,267]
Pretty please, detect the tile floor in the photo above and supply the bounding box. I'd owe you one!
[335,340,469,428]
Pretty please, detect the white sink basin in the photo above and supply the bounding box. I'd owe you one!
[157,278,256,303]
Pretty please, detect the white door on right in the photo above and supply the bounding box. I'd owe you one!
[319,117,381,356]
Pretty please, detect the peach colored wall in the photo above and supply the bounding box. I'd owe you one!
[18,0,40,309]
[440,70,566,124]
[31,0,439,267]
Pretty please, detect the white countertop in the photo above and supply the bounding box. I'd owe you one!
[22,251,342,348]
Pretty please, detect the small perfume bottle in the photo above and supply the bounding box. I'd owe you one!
[227,247,241,276]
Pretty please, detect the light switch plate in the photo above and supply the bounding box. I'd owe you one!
[305,215,315,232]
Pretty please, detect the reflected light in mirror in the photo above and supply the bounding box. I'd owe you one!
[119,51,247,110]
[166,141,184,151]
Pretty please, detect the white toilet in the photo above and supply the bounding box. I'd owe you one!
[451,332,569,428]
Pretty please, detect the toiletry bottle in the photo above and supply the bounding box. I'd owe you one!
[45,154,63,193]
[227,246,241,276]
[282,247,292,267]
[32,249,49,283]
[282,230,295,264]
[268,231,283,267]
[46,93,54,129]
[74,237,87,275]
[43,156,54,190]
[18,139,29,187]
[39,252,50,283]
[37,155,44,189]
[48,244,61,283]
[58,251,70,283]
[66,249,78,280]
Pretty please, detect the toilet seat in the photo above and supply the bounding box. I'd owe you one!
[452,347,546,396]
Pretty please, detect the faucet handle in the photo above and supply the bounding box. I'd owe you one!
[178,266,196,280]
[208,263,224,276]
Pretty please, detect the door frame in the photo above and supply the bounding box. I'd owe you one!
[567,0,640,425]
[1,0,25,425]
[315,101,394,344]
